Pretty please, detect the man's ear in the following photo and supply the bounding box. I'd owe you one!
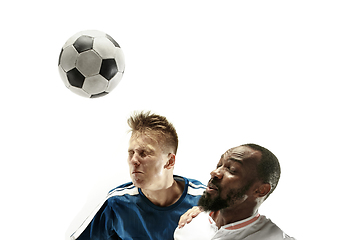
[255,183,271,198]
[164,153,176,169]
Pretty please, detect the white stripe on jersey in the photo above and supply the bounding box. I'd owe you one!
[188,181,206,196]
[71,184,138,240]
[108,184,138,196]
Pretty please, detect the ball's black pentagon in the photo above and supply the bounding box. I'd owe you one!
[58,48,63,66]
[73,35,94,53]
[100,59,118,80]
[67,68,85,88]
[90,92,109,98]
[106,34,120,48]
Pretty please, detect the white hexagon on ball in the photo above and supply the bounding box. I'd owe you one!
[93,37,117,59]
[68,86,91,98]
[76,50,102,77]
[59,45,78,72]
[114,48,125,73]
[83,75,109,95]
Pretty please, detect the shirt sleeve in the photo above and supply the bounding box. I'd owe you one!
[71,200,117,240]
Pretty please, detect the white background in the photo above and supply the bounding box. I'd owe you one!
[1,1,359,239]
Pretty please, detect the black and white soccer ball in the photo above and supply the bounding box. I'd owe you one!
[58,30,125,98]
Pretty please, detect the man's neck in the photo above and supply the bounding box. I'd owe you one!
[212,206,258,229]
[142,179,185,207]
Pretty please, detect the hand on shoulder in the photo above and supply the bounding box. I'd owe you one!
[178,206,203,228]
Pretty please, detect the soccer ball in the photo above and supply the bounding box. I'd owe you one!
[58,30,125,98]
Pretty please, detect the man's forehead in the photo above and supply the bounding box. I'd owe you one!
[129,134,157,151]
[221,146,260,162]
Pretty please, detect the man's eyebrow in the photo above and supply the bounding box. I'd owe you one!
[221,151,244,164]
[228,157,244,165]
[145,148,155,154]
[129,146,155,153]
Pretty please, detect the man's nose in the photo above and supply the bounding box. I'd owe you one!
[129,153,140,166]
[210,167,223,179]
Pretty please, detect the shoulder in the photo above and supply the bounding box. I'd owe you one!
[187,177,206,196]
[174,212,215,240]
[175,175,206,196]
[186,177,206,188]
[258,215,296,240]
[107,182,139,198]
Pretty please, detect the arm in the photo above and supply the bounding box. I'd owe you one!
[178,206,203,228]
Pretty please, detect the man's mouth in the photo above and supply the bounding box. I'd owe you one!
[131,170,144,182]
[206,182,219,193]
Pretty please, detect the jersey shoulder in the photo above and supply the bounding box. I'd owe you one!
[177,176,206,196]
[258,215,296,240]
[108,182,139,197]
[187,177,206,186]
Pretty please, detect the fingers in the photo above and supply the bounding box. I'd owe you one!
[178,206,202,228]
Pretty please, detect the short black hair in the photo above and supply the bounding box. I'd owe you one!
[242,143,281,199]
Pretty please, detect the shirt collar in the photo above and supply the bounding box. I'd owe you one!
[208,211,261,230]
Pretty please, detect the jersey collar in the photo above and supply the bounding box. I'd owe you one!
[209,211,261,230]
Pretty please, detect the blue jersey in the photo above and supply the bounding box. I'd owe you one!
[71,176,206,240]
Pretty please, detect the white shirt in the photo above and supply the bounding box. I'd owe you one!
[174,211,295,240]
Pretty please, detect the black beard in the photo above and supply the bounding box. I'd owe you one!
[198,181,253,212]
[198,191,229,212]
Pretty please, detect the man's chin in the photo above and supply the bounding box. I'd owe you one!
[198,192,229,212]
[132,178,145,188]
